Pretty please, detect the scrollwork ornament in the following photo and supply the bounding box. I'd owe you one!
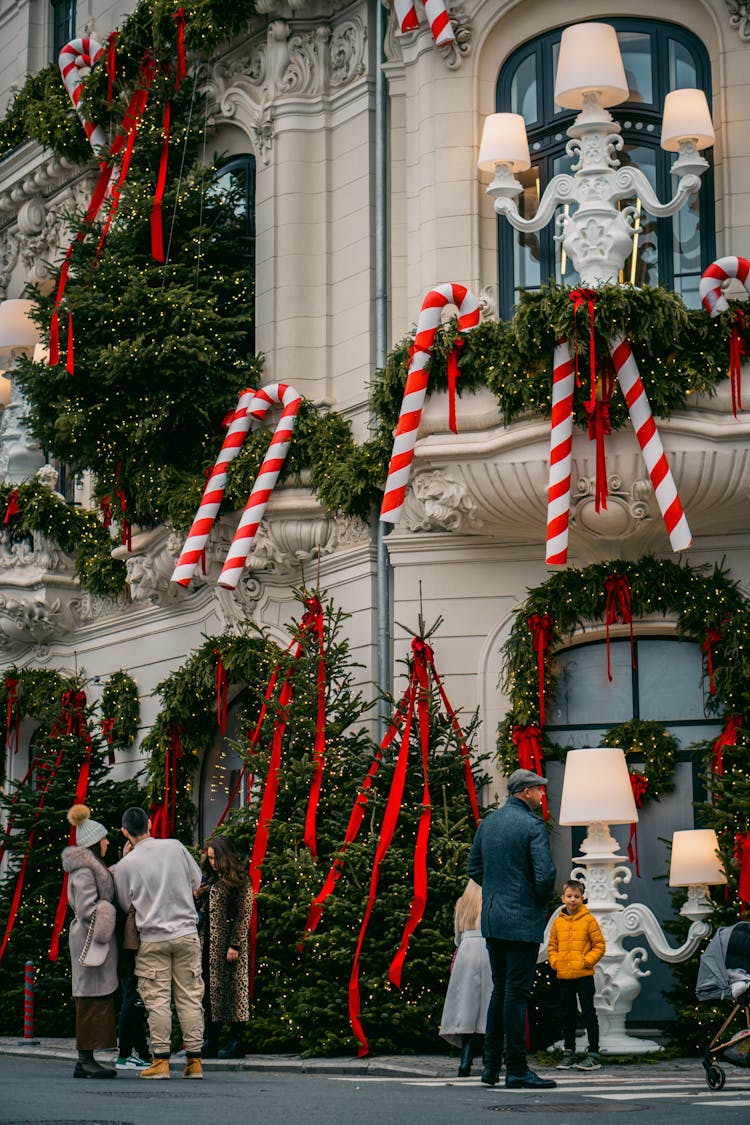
[727,1,750,42]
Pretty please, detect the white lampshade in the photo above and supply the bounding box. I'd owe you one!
[478,113,531,173]
[554,23,629,110]
[0,374,11,407]
[0,299,39,356]
[660,88,714,152]
[669,829,727,886]
[559,747,638,825]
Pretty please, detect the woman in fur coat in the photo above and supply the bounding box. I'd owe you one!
[198,835,253,1059]
[439,878,493,1077]
[62,805,119,1079]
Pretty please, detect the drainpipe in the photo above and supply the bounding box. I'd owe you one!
[373,0,391,738]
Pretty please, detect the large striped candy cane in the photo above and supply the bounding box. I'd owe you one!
[699,256,750,316]
[545,341,575,565]
[217,383,303,589]
[171,387,257,587]
[380,283,480,525]
[393,1,455,47]
[59,39,107,155]
[609,334,692,552]
[700,256,750,416]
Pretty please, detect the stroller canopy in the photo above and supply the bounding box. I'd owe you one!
[697,923,750,1002]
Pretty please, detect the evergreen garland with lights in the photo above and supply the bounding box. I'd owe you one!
[99,671,140,749]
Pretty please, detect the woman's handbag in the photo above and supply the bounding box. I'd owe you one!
[79,910,109,967]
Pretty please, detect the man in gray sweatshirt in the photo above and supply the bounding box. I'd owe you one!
[114,807,204,1080]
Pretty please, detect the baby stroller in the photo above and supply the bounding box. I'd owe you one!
[696,921,750,1090]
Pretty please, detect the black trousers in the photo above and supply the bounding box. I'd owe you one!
[559,975,599,1053]
[484,938,538,1076]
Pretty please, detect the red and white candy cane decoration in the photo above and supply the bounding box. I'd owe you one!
[380,283,480,525]
[545,341,575,565]
[59,38,107,155]
[171,387,257,587]
[394,0,455,47]
[700,256,750,417]
[608,334,692,552]
[217,383,303,589]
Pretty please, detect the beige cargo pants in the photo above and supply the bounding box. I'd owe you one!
[135,933,204,1056]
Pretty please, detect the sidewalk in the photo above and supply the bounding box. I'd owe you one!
[0,1036,704,1079]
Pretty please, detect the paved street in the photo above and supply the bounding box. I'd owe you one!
[0,1046,749,1125]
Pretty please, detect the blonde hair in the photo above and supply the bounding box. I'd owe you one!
[454,878,482,933]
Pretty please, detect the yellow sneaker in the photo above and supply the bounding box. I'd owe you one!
[140,1058,170,1079]
[183,1057,203,1080]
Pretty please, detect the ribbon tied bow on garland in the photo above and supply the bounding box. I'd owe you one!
[604,573,635,683]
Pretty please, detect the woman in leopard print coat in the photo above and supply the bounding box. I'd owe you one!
[199,836,253,1059]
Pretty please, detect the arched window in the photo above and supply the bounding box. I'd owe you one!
[496,20,715,319]
[212,153,256,349]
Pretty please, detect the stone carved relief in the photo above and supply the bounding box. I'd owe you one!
[726,1,750,41]
[401,470,482,533]
[570,475,652,540]
[206,13,368,164]
[113,527,182,605]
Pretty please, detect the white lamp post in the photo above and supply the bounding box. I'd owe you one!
[0,298,45,485]
[479,21,714,288]
[558,747,720,1054]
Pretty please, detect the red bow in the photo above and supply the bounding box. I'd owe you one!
[729,309,746,418]
[702,626,722,695]
[627,771,649,876]
[446,336,465,434]
[513,724,548,819]
[605,574,635,683]
[3,489,20,524]
[712,714,742,784]
[570,288,598,400]
[527,614,554,726]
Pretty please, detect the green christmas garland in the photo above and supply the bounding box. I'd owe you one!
[99,671,140,749]
[602,719,678,802]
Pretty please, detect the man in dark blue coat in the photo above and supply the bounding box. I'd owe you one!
[467,768,556,1090]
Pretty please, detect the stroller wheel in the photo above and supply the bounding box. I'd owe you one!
[705,1065,726,1090]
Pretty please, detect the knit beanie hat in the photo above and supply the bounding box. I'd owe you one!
[67,804,108,848]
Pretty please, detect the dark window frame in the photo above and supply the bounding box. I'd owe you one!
[51,0,77,61]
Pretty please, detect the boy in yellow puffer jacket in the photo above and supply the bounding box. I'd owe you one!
[548,880,605,1071]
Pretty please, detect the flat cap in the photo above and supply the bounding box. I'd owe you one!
[507,768,548,794]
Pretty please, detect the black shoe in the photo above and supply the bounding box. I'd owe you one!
[505,1069,556,1090]
[201,1040,219,1059]
[218,1040,246,1059]
[480,1066,500,1086]
[73,1061,117,1079]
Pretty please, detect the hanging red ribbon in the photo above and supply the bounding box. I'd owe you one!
[712,714,742,781]
[389,639,433,989]
[527,613,554,726]
[106,31,118,107]
[627,771,649,877]
[215,649,228,734]
[102,716,116,765]
[5,677,19,756]
[585,359,615,513]
[298,687,411,948]
[446,336,465,434]
[303,596,327,858]
[49,725,93,961]
[734,831,750,915]
[99,495,112,529]
[729,309,746,418]
[512,724,548,820]
[114,462,131,551]
[702,626,722,696]
[173,8,187,91]
[570,287,598,397]
[605,574,635,683]
[150,100,171,262]
[3,489,20,524]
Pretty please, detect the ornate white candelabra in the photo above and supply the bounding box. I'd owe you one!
[478,22,715,287]
[556,748,725,1054]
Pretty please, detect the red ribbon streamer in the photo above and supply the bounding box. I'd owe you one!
[215,649,228,735]
[5,677,19,755]
[102,716,116,765]
[712,714,742,781]
[585,358,614,513]
[173,8,187,91]
[100,495,112,529]
[303,597,327,858]
[446,336,465,434]
[527,613,554,726]
[734,831,750,913]
[627,771,649,877]
[114,463,132,552]
[106,32,118,107]
[3,489,20,524]
[605,574,635,683]
[150,100,171,262]
[512,724,547,819]
[49,726,93,961]
[702,626,722,696]
[388,639,433,989]
[570,288,598,399]
[729,310,746,418]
